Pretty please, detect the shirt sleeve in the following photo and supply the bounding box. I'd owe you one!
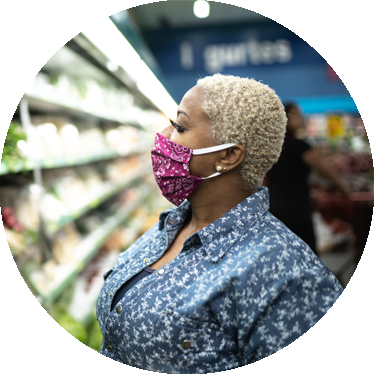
[237,268,343,365]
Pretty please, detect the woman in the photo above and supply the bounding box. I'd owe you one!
[96,75,343,373]
[266,103,350,255]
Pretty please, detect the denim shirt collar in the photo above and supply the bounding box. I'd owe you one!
[158,187,270,263]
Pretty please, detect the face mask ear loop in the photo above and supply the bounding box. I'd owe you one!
[201,171,222,180]
[193,143,236,180]
[192,143,237,155]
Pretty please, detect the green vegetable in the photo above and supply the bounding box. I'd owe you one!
[65,344,99,374]
[51,305,88,344]
[86,318,103,352]
[2,122,27,170]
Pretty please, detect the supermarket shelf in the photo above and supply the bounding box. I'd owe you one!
[0,243,15,266]
[0,189,152,347]
[44,166,150,235]
[24,94,144,129]
[24,185,154,306]
[69,216,146,326]
[69,251,119,326]
[0,296,43,347]
[0,149,140,176]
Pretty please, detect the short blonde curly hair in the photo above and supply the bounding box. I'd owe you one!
[196,73,287,191]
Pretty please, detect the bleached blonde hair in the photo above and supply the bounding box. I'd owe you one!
[196,73,287,191]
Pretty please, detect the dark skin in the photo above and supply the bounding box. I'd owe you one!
[150,86,255,270]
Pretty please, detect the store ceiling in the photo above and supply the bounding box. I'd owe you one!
[126,1,268,31]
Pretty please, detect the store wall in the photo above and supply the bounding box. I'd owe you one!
[113,17,357,113]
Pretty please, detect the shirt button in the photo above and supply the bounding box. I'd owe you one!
[109,292,113,297]
[106,345,113,352]
[181,340,191,349]
[116,305,122,314]
[168,219,175,225]
[158,269,165,275]
[144,257,150,263]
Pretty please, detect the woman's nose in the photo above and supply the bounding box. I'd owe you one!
[159,125,172,139]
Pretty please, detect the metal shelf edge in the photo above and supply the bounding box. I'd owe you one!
[0,76,142,127]
[0,150,143,176]
[45,167,150,235]
[0,189,152,347]
[40,187,153,305]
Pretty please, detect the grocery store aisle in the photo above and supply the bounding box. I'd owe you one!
[321,254,374,374]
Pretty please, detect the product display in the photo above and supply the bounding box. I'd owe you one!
[305,113,371,153]
[1,35,170,348]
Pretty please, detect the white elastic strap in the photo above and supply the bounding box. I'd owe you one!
[192,143,236,155]
[201,172,221,180]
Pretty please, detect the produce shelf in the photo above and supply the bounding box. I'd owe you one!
[69,252,119,325]
[0,149,140,176]
[68,215,146,326]
[23,185,154,306]
[0,243,15,266]
[44,166,150,235]
[24,93,144,129]
[0,188,152,347]
[0,296,43,347]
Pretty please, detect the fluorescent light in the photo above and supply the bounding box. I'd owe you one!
[259,0,278,13]
[82,16,177,119]
[194,0,210,18]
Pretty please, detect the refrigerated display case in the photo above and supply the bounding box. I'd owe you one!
[1,30,172,349]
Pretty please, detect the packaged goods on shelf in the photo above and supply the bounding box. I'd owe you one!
[305,113,371,154]
[2,32,175,325]
[0,185,40,230]
[26,70,140,124]
[28,115,111,159]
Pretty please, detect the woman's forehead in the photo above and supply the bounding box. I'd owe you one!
[178,86,205,115]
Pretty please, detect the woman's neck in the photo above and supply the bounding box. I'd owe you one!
[184,172,255,234]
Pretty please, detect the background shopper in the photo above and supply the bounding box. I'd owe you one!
[266,103,351,255]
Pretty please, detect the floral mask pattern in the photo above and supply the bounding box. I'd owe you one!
[151,133,236,206]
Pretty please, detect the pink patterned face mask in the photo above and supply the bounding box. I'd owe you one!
[151,133,236,206]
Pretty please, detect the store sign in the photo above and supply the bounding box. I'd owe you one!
[145,22,324,76]
[327,14,374,79]
[139,21,350,106]
[181,38,293,72]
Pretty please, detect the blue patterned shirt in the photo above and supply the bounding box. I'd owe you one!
[96,187,343,373]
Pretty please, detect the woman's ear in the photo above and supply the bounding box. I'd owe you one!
[219,145,246,171]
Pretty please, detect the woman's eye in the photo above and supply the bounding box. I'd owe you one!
[169,119,185,133]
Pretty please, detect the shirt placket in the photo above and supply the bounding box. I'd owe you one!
[101,233,170,356]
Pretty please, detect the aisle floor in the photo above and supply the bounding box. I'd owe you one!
[321,254,374,374]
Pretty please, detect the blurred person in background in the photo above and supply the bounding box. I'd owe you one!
[266,102,351,256]
[96,76,343,372]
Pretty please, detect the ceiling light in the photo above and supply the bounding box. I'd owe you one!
[193,0,210,19]
[259,0,278,13]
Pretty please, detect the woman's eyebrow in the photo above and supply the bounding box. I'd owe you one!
[177,110,190,120]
